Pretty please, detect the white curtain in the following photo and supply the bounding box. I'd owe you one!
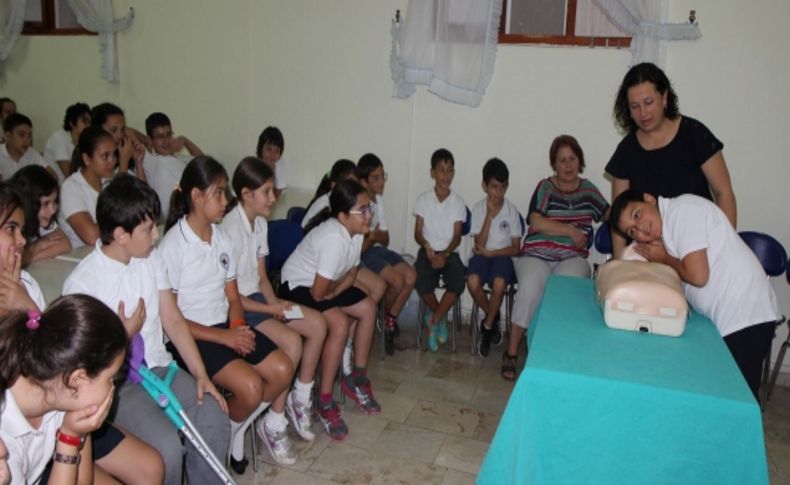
[591,0,701,66]
[0,0,27,74]
[66,0,134,83]
[391,0,502,108]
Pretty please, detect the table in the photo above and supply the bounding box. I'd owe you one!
[477,275,768,485]
[26,245,93,305]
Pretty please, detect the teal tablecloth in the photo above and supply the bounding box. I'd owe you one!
[478,275,768,485]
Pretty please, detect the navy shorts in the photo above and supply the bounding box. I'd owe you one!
[167,322,278,378]
[467,254,516,286]
[279,281,367,312]
[92,421,125,460]
[243,292,275,325]
[414,248,466,296]
[361,245,405,273]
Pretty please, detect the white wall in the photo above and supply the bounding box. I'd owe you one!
[2,0,789,373]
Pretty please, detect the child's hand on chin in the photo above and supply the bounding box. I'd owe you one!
[62,388,115,437]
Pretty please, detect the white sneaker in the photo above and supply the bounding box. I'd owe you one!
[256,419,297,465]
[285,392,315,441]
[342,338,353,376]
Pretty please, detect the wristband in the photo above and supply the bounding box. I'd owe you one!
[230,318,246,329]
[54,452,80,465]
[56,429,85,450]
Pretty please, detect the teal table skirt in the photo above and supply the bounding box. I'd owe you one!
[478,275,768,485]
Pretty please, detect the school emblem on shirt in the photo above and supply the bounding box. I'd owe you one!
[219,252,230,270]
[499,220,510,233]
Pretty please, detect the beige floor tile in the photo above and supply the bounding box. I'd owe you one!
[256,427,331,473]
[434,435,490,475]
[365,365,410,393]
[771,469,790,485]
[467,385,511,416]
[425,358,483,385]
[395,374,477,405]
[471,408,500,443]
[405,400,481,437]
[440,469,477,485]
[358,390,417,424]
[769,439,790,474]
[373,421,448,464]
[264,468,340,485]
[308,442,447,484]
[336,412,389,450]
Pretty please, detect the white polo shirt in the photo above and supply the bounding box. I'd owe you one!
[63,243,173,368]
[43,129,73,180]
[301,193,329,229]
[142,151,190,213]
[220,203,268,297]
[470,197,522,251]
[282,218,362,289]
[158,218,237,325]
[0,145,54,182]
[58,170,104,249]
[274,158,287,191]
[21,270,45,311]
[413,189,466,251]
[370,194,388,232]
[0,389,65,485]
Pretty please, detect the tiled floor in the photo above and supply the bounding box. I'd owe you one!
[232,325,790,485]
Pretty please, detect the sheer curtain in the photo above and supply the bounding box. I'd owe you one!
[0,0,27,74]
[391,0,502,108]
[591,0,702,66]
[66,0,134,83]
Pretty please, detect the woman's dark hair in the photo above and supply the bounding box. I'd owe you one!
[609,189,649,239]
[228,156,274,211]
[549,134,586,173]
[357,153,384,181]
[90,102,124,128]
[63,102,91,132]
[165,156,228,231]
[70,126,114,174]
[7,166,59,240]
[0,183,24,232]
[306,159,357,213]
[613,62,679,133]
[256,126,285,158]
[0,294,128,394]
[304,179,365,234]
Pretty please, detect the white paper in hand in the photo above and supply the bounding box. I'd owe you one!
[284,305,304,320]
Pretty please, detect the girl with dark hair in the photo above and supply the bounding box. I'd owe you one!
[90,102,147,183]
[302,159,357,230]
[278,179,380,441]
[607,62,736,257]
[59,127,117,249]
[8,165,71,263]
[160,156,296,471]
[44,102,91,179]
[0,294,129,484]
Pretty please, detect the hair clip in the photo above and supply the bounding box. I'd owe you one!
[26,309,41,330]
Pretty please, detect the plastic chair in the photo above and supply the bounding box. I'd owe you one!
[594,221,613,258]
[266,219,304,292]
[739,231,788,407]
[417,207,471,353]
[770,258,790,399]
[286,206,306,225]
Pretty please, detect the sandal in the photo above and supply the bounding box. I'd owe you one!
[501,352,517,381]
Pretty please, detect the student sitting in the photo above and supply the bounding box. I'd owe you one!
[278,180,380,440]
[0,97,16,145]
[44,102,91,179]
[0,113,58,182]
[467,158,522,358]
[256,126,287,197]
[413,148,467,352]
[143,112,203,214]
[159,156,294,471]
[91,102,147,181]
[8,165,71,263]
[63,175,230,485]
[610,190,780,401]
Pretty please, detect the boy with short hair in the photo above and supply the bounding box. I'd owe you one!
[413,148,467,352]
[467,158,522,357]
[0,113,58,181]
[610,190,779,401]
[143,112,203,213]
[63,175,230,485]
[256,126,287,196]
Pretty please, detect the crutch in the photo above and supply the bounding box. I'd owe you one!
[129,361,236,485]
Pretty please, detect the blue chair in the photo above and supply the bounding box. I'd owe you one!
[286,206,306,226]
[594,221,613,257]
[266,219,304,291]
[739,231,788,407]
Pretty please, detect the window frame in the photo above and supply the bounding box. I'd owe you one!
[498,0,631,48]
[22,0,95,36]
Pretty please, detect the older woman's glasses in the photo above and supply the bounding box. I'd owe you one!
[349,203,375,217]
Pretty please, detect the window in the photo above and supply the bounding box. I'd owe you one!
[499,0,631,48]
[23,0,93,35]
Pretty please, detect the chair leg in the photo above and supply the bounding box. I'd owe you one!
[417,300,424,351]
[337,367,345,405]
[377,302,385,361]
[250,416,259,471]
[470,302,480,356]
[768,340,789,400]
[761,349,771,411]
[451,299,459,353]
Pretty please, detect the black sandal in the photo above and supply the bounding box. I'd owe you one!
[501,352,517,381]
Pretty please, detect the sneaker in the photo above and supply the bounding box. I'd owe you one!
[341,376,381,415]
[342,338,353,376]
[285,392,315,441]
[479,325,492,358]
[490,313,503,346]
[317,400,348,440]
[427,327,439,352]
[436,317,448,344]
[257,419,297,465]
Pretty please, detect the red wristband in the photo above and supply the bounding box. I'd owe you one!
[56,429,85,449]
[230,318,245,329]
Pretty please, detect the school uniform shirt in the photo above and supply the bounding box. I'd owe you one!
[63,243,173,368]
[220,203,268,297]
[21,270,45,311]
[38,220,60,238]
[0,389,65,485]
[658,195,780,337]
[282,218,362,289]
[470,197,522,251]
[301,193,329,229]
[142,151,190,213]
[58,171,105,249]
[43,129,73,181]
[0,144,53,182]
[413,189,466,252]
[274,158,287,191]
[158,217,237,325]
[371,194,388,232]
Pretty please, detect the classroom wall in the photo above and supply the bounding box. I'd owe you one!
[3,0,789,373]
